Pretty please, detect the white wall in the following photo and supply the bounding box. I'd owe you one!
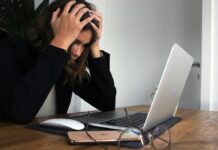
[211,0,218,110]
[81,0,202,111]
[201,0,212,110]
[202,0,218,111]
[176,0,202,109]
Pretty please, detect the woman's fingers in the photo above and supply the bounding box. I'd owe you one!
[69,4,85,17]
[74,7,89,21]
[90,22,98,31]
[90,10,102,17]
[51,8,60,24]
[90,11,103,29]
[92,14,101,21]
[80,15,95,28]
[62,0,76,15]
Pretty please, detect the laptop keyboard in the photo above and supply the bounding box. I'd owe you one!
[101,112,182,131]
[101,113,147,128]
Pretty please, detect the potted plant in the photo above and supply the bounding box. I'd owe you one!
[0,0,49,39]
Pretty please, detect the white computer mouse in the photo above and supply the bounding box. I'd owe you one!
[40,118,85,130]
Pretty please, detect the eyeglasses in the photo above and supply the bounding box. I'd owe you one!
[85,109,172,150]
[85,111,108,150]
[117,125,171,150]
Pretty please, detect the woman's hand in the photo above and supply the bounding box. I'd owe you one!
[50,1,94,51]
[89,11,103,58]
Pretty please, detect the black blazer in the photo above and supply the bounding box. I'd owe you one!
[0,38,116,123]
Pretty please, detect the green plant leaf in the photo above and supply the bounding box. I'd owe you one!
[8,0,22,21]
[0,0,49,38]
[0,0,7,5]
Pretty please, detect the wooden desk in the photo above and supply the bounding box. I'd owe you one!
[0,105,218,150]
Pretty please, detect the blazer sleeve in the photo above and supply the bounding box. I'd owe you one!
[55,73,73,114]
[0,38,69,123]
[74,51,116,111]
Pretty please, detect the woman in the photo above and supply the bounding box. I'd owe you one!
[0,0,116,123]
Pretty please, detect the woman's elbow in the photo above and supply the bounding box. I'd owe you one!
[101,88,116,111]
[9,106,35,124]
[10,111,34,124]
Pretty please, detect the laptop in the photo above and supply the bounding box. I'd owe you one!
[70,43,194,132]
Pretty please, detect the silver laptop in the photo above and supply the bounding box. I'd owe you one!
[142,43,193,131]
[71,43,194,131]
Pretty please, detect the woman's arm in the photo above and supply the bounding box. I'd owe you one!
[0,38,69,123]
[74,51,116,111]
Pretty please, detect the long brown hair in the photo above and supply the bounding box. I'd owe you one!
[26,0,98,86]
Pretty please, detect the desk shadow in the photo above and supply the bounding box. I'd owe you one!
[70,145,116,150]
